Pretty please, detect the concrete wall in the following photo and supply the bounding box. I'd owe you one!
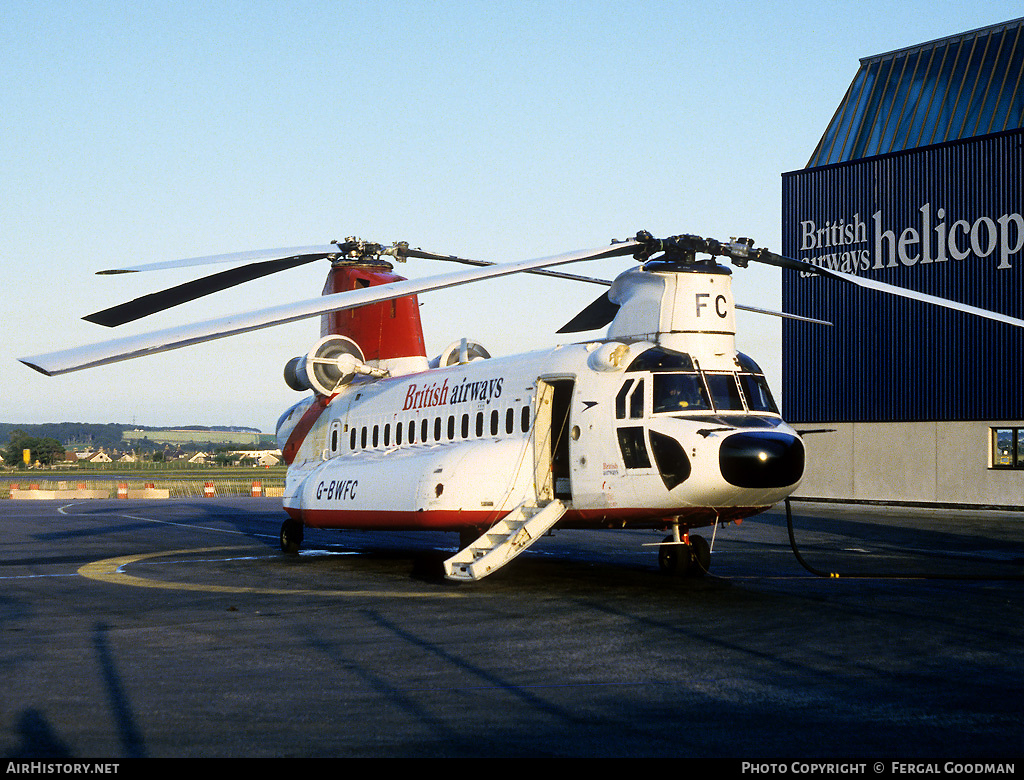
[795,421,1024,507]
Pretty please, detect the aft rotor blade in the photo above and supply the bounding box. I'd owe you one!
[94,245,343,274]
[84,254,326,327]
[21,240,640,376]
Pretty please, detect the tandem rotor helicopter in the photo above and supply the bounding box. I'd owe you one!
[20,231,1024,581]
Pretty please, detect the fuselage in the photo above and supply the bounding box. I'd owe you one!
[275,338,805,535]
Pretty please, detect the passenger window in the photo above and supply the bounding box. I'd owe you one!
[434,417,442,441]
[521,406,531,432]
[396,422,403,445]
[491,409,499,436]
[506,407,514,434]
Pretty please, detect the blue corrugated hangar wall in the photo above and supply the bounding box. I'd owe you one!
[781,18,1024,504]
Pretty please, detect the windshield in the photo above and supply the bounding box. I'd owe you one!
[652,373,711,413]
[650,371,778,415]
[705,373,745,411]
[739,373,779,413]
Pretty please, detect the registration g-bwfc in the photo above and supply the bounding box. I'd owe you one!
[20,232,1024,581]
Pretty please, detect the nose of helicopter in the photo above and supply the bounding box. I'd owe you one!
[718,430,804,489]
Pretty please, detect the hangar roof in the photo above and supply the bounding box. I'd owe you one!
[807,17,1024,167]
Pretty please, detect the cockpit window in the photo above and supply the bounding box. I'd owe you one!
[739,373,779,413]
[736,352,763,373]
[652,373,711,413]
[704,373,745,411]
[626,347,694,372]
[626,346,779,417]
[616,378,646,419]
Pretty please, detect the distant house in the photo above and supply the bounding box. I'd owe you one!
[233,450,282,467]
[256,452,281,467]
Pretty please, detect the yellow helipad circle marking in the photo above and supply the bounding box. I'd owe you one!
[77,545,465,598]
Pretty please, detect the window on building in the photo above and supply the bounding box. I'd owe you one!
[991,427,1024,469]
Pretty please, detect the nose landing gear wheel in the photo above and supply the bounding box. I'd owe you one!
[658,535,691,575]
[689,534,711,577]
[658,533,710,577]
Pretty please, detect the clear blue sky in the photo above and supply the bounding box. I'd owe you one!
[3,1,1018,430]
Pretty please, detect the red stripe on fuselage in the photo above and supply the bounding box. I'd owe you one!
[286,504,767,532]
[282,394,336,465]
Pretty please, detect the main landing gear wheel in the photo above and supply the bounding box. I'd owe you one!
[658,534,710,577]
[689,534,711,577]
[280,519,304,554]
[658,534,691,576]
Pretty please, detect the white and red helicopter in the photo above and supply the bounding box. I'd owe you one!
[20,231,1024,581]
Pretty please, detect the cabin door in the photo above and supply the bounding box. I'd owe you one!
[534,378,575,503]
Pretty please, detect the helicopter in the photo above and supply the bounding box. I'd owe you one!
[19,231,1024,581]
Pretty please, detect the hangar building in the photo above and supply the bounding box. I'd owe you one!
[781,18,1024,506]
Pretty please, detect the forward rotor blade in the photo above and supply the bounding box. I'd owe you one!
[811,264,1024,328]
[734,244,1024,330]
[401,247,614,286]
[84,254,325,327]
[21,240,640,377]
[658,235,1024,331]
[557,291,619,333]
[555,283,833,333]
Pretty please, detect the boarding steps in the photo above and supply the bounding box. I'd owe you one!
[443,499,567,582]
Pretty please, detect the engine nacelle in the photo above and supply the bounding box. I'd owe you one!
[433,339,491,368]
[284,335,386,396]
